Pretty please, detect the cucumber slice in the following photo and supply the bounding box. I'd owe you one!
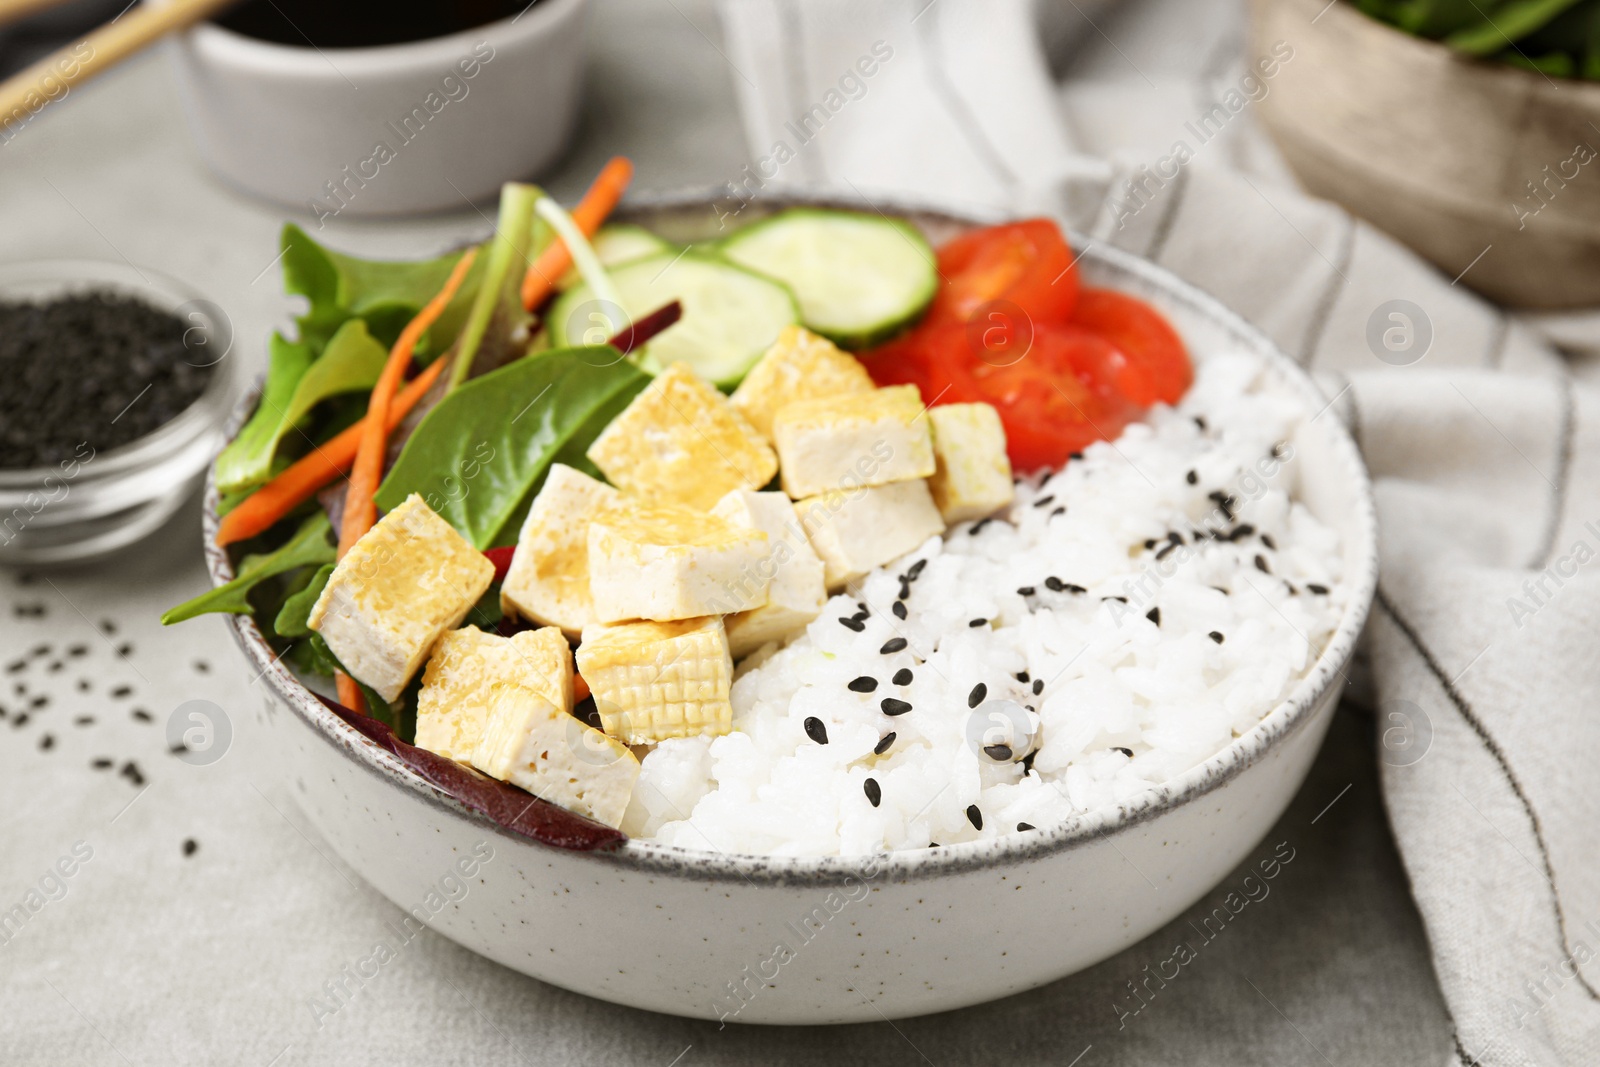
[549,252,799,387]
[557,223,675,289]
[720,208,938,348]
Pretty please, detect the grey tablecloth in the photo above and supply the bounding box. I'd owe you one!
[0,1,1455,1063]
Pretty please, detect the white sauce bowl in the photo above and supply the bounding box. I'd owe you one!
[162,0,589,215]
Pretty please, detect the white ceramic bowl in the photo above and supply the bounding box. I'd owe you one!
[162,0,589,215]
[206,192,1377,1024]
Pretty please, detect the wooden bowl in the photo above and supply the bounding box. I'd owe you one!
[1249,0,1600,309]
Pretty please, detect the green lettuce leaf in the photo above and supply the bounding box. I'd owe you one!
[214,320,388,493]
[280,223,484,359]
[274,563,335,638]
[374,347,648,549]
[161,513,335,624]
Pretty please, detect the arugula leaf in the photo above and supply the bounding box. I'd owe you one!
[374,348,648,549]
[280,223,484,359]
[161,513,335,624]
[214,320,388,493]
[274,563,335,638]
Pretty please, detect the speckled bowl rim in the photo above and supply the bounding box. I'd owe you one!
[206,188,1379,887]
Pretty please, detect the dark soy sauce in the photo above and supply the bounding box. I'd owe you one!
[215,0,537,49]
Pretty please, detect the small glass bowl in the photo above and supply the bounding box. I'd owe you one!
[0,260,238,566]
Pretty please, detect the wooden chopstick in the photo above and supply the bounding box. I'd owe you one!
[0,0,237,133]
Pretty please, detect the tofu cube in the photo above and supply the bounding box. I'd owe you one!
[500,464,622,636]
[469,628,638,828]
[577,617,734,745]
[772,385,935,499]
[585,362,777,510]
[730,325,876,441]
[927,403,1014,523]
[795,479,944,590]
[308,494,494,703]
[414,626,566,762]
[710,489,827,659]
[587,505,770,623]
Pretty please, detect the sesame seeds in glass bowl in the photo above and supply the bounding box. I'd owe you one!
[0,260,237,565]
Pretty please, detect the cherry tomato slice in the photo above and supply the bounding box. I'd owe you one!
[867,322,1138,472]
[926,219,1080,328]
[1069,288,1191,406]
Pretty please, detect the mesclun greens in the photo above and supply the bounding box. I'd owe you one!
[1356,0,1600,77]
[374,347,649,549]
[161,512,334,624]
[214,320,387,492]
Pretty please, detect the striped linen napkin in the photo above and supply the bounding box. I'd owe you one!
[717,1,1600,1064]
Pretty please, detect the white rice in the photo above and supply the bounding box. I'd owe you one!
[622,352,1346,856]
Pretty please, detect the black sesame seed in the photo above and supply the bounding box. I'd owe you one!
[1194,416,1208,431]
[864,778,882,808]
[74,716,94,726]
[892,668,913,686]
[1063,583,1087,594]
[120,761,146,787]
[46,661,63,673]
[29,694,47,708]
[848,676,879,694]
[4,660,23,673]
[91,757,113,770]
[1185,469,1198,485]
[193,660,210,673]
[30,644,49,657]
[1017,822,1035,832]
[1032,678,1044,695]
[966,805,983,830]
[76,679,90,691]
[908,559,927,579]
[983,744,1013,761]
[1044,576,1065,592]
[99,619,116,635]
[1168,532,1184,546]
[110,685,131,699]
[1308,583,1329,595]
[131,708,152,723]
[898,580,913,600]
[39,733,54,751]
[1260,533,1277,550]
[1209,631,1225,644]
[1070,451,1084,461]
[968,683,987,708]
[13,712,28,728]
[969,618,988,628]
[1015,671,1030,683]
[1050,506,1065,518]
[892,600,908,620]
[1033,495,1055,509]
[929,842,941,848]
[1022,751,1037,773]
[1114,746,1134,758]
[803,717,829,744]
[1146,607,1161,626]
[1143,538,1158,551]
[1229,523,1256,542]
[969,518,994,535]
[1212,585,1231,596]
[880,637,908,654]
[116,643,133,658]
[67,644,87,658]
[1103,596,1128,604]
[182,838,198,857]
[838,616,866,632]
[1155,542,1178,561]
[874,732,897,755]
[1016,586,1035,597]
[856,602,869,615]
[881,698,912,716]
[1254,554,1271,574]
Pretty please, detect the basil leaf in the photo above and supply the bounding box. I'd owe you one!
[213,320,388,493]
[274,563,335,638]
[280,223,483,359]
[161,513,335,624]
[375,347,647,549]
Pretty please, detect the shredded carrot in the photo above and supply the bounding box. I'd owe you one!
[336,674,365,714]
[520,156,633,311]
[214,358,447,547]
[574,672,591,704]
[338,248,477,558]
